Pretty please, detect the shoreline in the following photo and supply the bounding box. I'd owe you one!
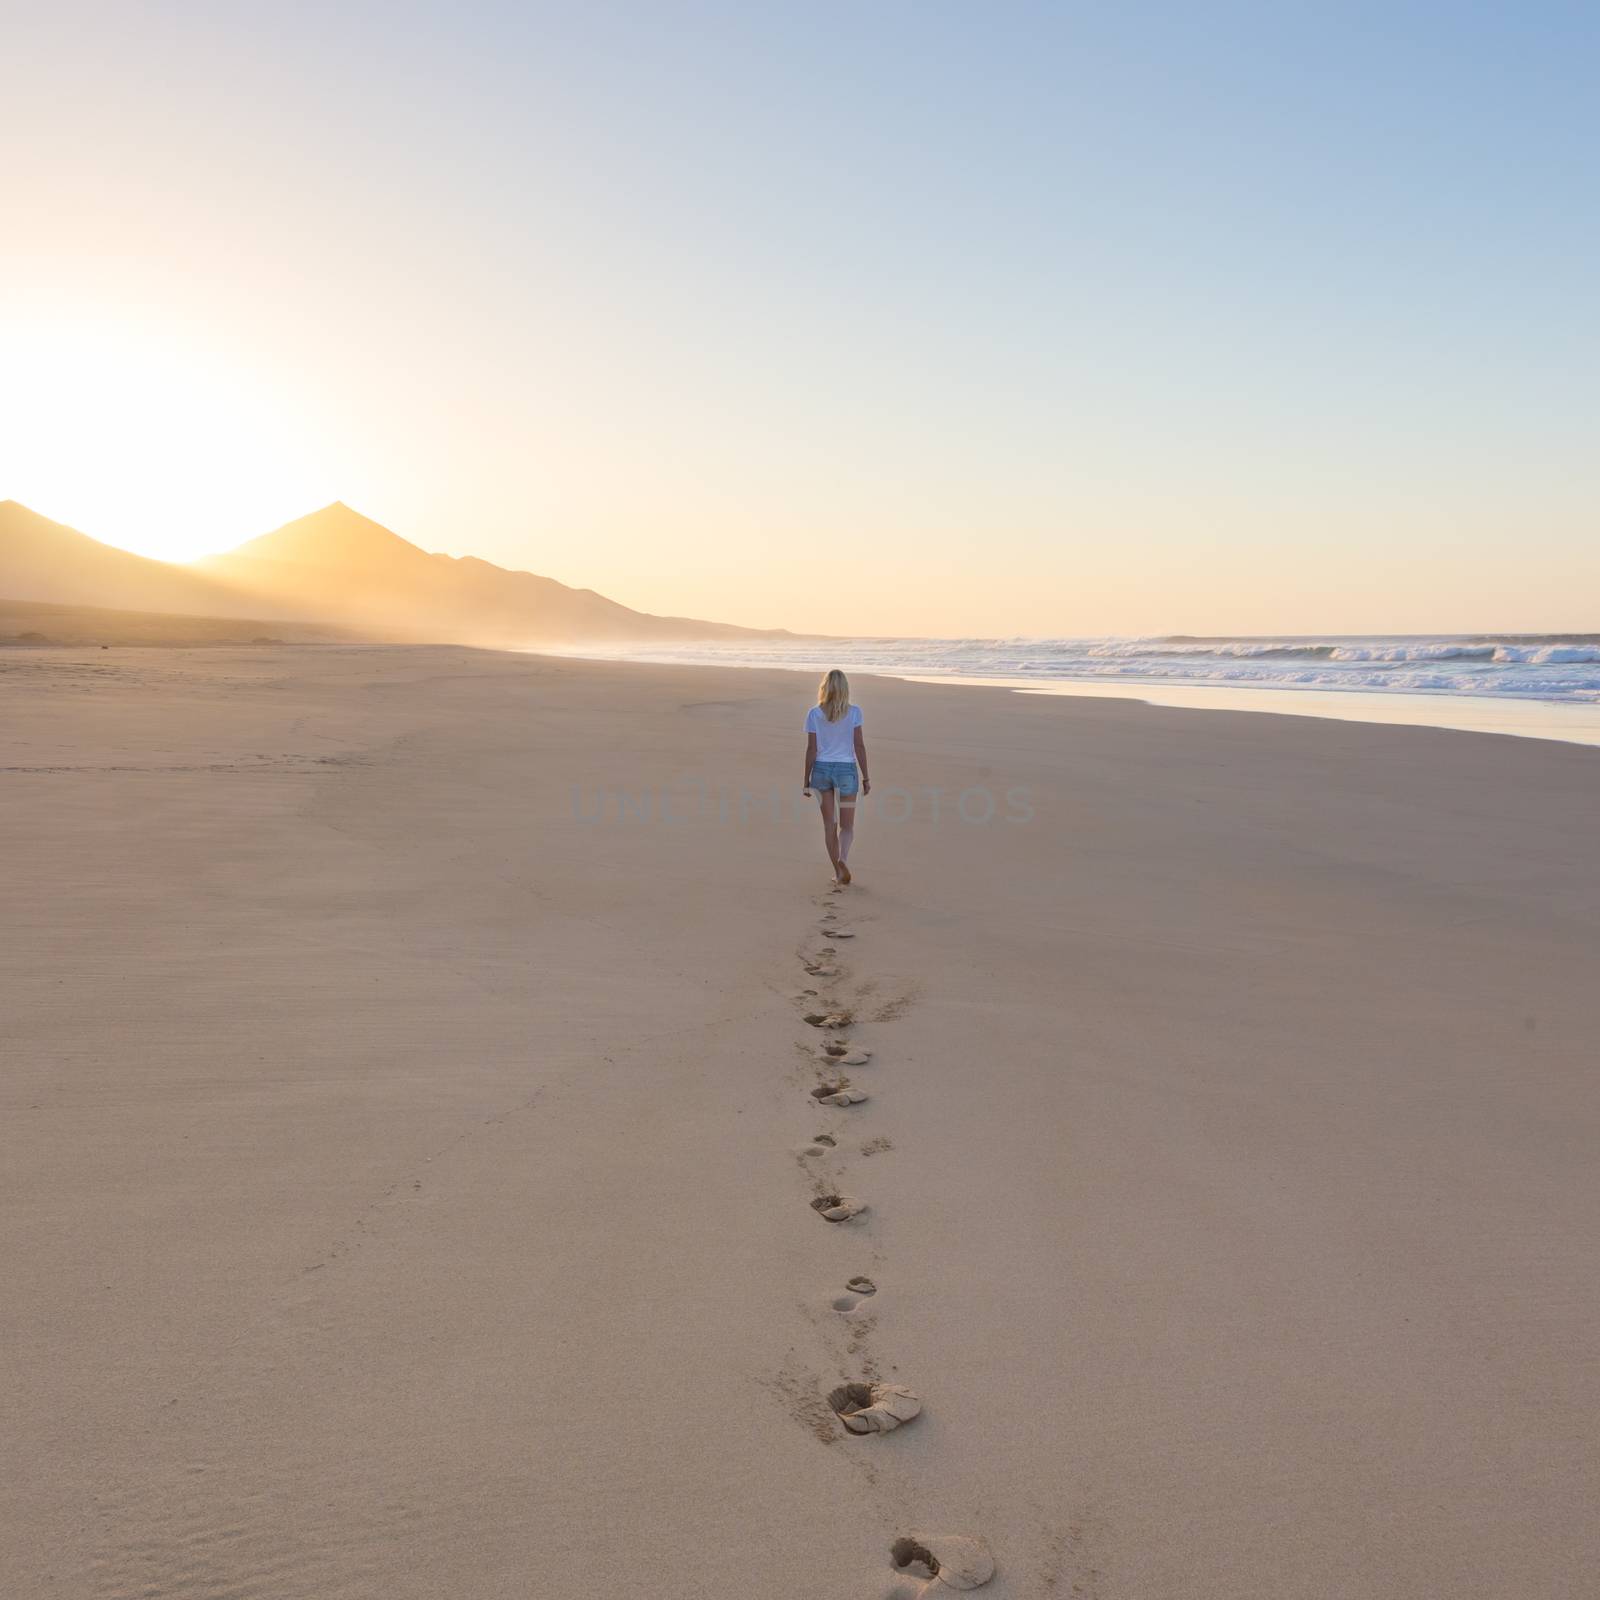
[911,671,1600,750]
[542,647,1600,751]
[7,644,1598,1598]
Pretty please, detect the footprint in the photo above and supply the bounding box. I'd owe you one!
[821,1040,871,1062]
[831,929,856,938]
[812,1133,838,1147]
[804,1012,851,1029]
[812,1083,868,1107]
[838,1273,876,1312]
[828,1381,922,1434]
[892,1542,939,1583]
[890,1536,996,1590]
[811,1193,868,1223]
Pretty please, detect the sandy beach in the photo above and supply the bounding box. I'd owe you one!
[5,644,1598,1599]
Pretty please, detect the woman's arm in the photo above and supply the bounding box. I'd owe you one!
[803,731,817,794]
[853,726,870,794]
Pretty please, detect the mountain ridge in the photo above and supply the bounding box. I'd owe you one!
[0,500,298,621]
[1,500,785,646]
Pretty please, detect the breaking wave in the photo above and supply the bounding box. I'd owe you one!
[571,634,1600,704]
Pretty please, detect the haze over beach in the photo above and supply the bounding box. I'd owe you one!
[4,3,1599,1599]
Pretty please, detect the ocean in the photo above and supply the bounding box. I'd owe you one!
[574,634,1600,701]
[554,633,1600,748]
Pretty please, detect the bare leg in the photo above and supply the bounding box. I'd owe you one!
[837,800,856,882]
[817,790,840,876]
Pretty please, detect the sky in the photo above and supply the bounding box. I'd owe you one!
[2,0,1596,637]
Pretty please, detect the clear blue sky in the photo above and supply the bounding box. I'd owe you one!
[3,0,1596,633]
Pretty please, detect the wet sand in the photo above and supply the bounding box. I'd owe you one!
[4,644,1597,1598]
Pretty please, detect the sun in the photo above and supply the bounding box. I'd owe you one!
[0,318,333,563]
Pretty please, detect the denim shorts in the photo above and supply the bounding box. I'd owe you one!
[810,760,860,797]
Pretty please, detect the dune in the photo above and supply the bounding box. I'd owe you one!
[0,596,362,647]
[4,645,1597,1598]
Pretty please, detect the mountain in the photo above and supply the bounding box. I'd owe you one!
[1,500,782,646]
[198,503,778,645]
[0,500,293,620]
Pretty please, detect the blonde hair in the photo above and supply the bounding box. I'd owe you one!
[817,668,851,723]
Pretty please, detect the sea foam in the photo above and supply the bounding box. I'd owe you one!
[562,633,1600,706]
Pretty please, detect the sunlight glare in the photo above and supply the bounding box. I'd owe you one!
[0,320,332,563]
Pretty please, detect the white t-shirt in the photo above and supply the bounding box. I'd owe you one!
[805,703,863,764]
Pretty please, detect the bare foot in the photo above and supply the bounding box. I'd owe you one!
[837,861,852,885]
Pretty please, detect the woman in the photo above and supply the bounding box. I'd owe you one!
[802,668,870,884]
